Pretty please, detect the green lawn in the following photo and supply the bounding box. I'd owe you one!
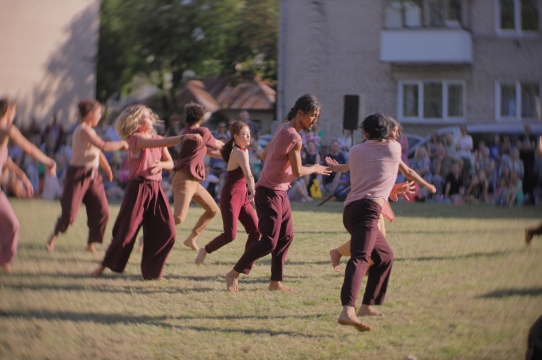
[1,199,541,359]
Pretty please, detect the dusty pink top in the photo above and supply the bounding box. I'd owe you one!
[128,133,163,181]
[256,124,301,191]
[173,126,218,181]
[345,140,401,221]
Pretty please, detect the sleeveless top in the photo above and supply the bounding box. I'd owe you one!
[70,123,100,169]
[221,166,247,200]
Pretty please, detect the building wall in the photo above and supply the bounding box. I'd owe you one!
[280,0,542,140]
[0,0,100,128]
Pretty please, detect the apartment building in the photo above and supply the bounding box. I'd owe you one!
[277,0,542,140]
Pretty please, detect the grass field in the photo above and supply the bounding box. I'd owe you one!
[1,198,541,359]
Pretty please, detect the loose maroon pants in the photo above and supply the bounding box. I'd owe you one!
[341,199,394,308]
[101,179,176,279]
[54,166,109,244]
[234,186,293,281]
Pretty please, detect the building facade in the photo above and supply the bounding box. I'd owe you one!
[0,0,100,128]
[278,0,542,143]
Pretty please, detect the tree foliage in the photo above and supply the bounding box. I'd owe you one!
[96,0,278,109]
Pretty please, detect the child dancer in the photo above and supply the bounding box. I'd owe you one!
[195,121,260,265]
[0,99,56,272]
[46,100,129,253]
[90,105,202,279]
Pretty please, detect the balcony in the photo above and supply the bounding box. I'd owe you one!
[380,28,473,64]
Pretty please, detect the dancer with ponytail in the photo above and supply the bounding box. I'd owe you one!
[195,121,260,265]
[0,99,56,273]
[225,94,331,292]
[90,105,202,279]
[46,100,128,253]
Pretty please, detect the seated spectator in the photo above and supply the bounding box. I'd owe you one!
[213,121,231,140]
[488,134,501,163]
[208,155,227,198]
[426,131,440,160]
[201,165,220,200]
[507,147,525,179]
[302,140,321,196]
[431,145,453,195]
[337,129,353,162]
[507,169,523,206]
[288,177,313,203]
[442,132,463,167]
[301,124,322,151]
[493,176,508,206]
[463,170,489,204]
[498,161,511,183]
[475,147,496,191]
[444,162,464,203]
[501,134,512,163]
[323,140,346,195]
[409,147,432,198]
[43,113,64,154]
[455,125,473,178]
[247,139,263,181]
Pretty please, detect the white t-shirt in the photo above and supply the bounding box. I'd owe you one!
[455,135,473,159]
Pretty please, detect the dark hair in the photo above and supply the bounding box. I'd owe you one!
[220,121,248,163]
[361,113,397,141]
[184,102,206,125]
[286,94,321,121]
[78,99,101,119]
[0,98,16,118]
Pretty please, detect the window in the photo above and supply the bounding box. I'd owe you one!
[384,0,465,28]
[498,0,539,33]
[399,81,465,121]
[497,81,541,120]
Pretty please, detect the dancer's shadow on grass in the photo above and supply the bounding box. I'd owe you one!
[0,309,330,338]
[477,287,542,298]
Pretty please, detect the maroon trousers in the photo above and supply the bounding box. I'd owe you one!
[234,186,293,281]
[341,199,394,308]
[204,185,260,257]
[530,222,542,236]
[54,166,109,244]
[101,179,176,279]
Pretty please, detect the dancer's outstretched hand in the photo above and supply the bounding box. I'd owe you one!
[390,181,415,201]
[314,164,332,176]
[184,134,203,144]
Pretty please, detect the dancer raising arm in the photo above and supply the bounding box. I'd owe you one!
[46,100,128,253]
[90,105,202,279]
[225,94,331,292]
[0,99,56,273]
[195,121,260,265]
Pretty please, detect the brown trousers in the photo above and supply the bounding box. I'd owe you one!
[101,179,176,279]
[0,192,19,265]
[341,199,394,308]
[54,166,109,244]
[171,170,219,237]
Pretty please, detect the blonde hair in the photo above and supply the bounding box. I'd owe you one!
[114,104,161,141]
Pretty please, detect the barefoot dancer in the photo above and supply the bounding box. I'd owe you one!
[195,121,260,265]
[525,135,542,248]
[46,100,128,253]
[335,113,404,332]
[225,94,331,292]
[171,103,223,251]
[0,99,56,273]
[90,105,202,279]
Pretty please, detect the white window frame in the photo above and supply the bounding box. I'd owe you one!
[495,0,540,36]
[397,80,466,124]
[495,81,541,122]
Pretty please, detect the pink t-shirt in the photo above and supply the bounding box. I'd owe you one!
[128,133,163,181]
[256,124,301,191]
[345,140,401,221]
[174,126,218,181]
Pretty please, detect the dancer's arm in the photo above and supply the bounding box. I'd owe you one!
[234,148,256,202]
[398,160,436,194]
[289,141,331,177]
[5,157,34,197]
[389,181,415,201]
[206,138,224,159]
[149,147,174,175]
[260,144,270,162]
[80,126,129,152]
[325,157,349,172]
[99,152,113,181]
[7,125,56,175]
[132,134,202,153]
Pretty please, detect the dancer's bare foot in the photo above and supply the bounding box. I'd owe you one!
[89,265,105,278]
[144,276,166,281]
[138,236,144,253]
[525,229,534,248]
[195,248,207,265]
[183,233,199,251]
[357,304,384,317]
[268,281,292,291]
[330,248,342,272]
[225,270,239,292]
[85,243,96,253]
[0,263,13,274]
[45,234,56,253]
[338,306,372,332]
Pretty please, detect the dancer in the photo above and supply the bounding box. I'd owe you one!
[90,105,202,279]
[195,121,260,265]
[524,135,542,248]
[327,122,436,272]
[225,94,331,292]
[0,99,56,273]
[335,113,402,332]
[46,100,128,253]
[171,103,223,251]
